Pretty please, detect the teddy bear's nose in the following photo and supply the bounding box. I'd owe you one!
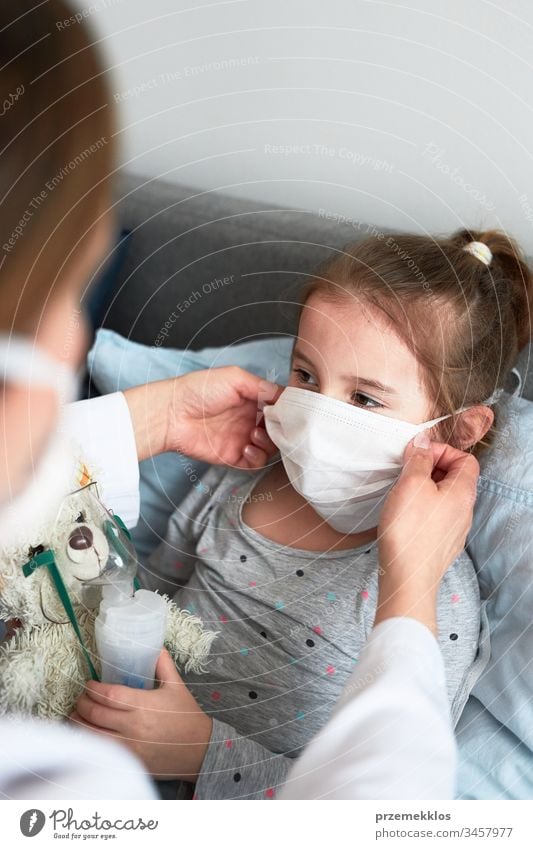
[68,526,94,550]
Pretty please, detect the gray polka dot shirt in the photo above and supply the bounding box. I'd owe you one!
[141,464,490,800]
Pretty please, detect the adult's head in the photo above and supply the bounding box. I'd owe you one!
[0,0,116,498]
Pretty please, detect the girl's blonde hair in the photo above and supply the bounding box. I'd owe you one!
[300,228,533,457]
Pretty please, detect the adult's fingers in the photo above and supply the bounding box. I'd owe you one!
[235,444,269,469]
[257,380,284,408]
[254,385,284,433]
[225,367,281,406]
[398,441,478,496]
[237,425,279,469]
[434,448,480,502]
[429,441,471,472]
[398,439,435,482]
[250,426,278,455]
[427,442,479,489]
[429,442,463,483]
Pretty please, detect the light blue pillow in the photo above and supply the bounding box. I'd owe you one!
[87,329,292,561]
[456,697,533,799]
[87,329,533,798]
[460,389,533,798]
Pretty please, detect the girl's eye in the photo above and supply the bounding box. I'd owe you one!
[351,391,383,409]
[292,367,318,386]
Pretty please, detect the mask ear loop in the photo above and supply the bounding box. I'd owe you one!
[414,387,507,433]
[510,367,522,398]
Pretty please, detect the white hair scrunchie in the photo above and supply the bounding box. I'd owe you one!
[463,240,493,266]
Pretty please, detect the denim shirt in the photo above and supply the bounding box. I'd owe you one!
[460,368,533,796]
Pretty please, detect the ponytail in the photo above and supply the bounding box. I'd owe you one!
[452,228,533,351]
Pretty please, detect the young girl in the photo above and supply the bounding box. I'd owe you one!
[138,226,532,799]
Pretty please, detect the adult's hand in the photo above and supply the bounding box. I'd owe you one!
[124,366,280,467]
[69,649,212,782]
[375,434,480,635]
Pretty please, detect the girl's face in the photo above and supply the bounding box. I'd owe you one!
[289,293,436,426]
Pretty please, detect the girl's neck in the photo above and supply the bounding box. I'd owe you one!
[243,460,378,553]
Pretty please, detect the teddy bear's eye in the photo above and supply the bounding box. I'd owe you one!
[75,512,85,523]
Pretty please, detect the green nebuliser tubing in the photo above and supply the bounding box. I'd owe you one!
[22,549,100,681]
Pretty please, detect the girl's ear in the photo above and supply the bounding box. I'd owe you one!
[454,406,495,450]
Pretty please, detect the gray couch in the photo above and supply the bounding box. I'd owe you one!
[103,172,532,399]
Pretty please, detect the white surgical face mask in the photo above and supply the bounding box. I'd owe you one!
[0,334,80,551]
[263,385,504,534]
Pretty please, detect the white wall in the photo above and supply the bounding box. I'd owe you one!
[72,0,533,249]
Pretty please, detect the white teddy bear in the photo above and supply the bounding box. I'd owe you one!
[0,437,217,720]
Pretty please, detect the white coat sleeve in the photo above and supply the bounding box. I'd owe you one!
[279,617,457,800]
[60,392,140,528]
[0,717,156,799]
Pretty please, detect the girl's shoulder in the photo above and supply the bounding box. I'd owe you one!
[157,463,257,537]
[439,549,479,599]
[436,549,490,726]
[437,550,482,656]
[173,463,262,529]
[195,463,262,499]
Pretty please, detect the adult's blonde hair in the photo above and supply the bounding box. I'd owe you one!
[0,0,116,332]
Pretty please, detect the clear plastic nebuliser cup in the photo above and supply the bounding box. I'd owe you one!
[95,588,168,689]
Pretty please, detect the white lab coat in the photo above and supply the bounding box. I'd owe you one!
[0,393,456,799]
[279,617,456,799]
